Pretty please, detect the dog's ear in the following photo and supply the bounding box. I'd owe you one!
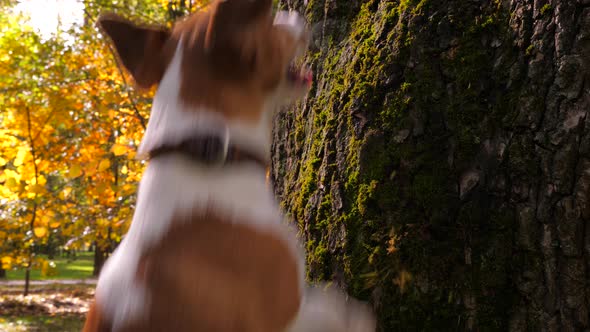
[205,0,272,50]
[97,13,170,88]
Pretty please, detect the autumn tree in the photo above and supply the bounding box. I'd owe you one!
[0,1,201,287]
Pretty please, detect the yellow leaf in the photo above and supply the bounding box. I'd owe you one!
[40,211,55,226]
[5,177,17,189]
[121,165,128,174]
[41,260,58,277]
[29,184,44,194]
[61,187,72,199]
[85,161,97,176]
[95,182,108,194]
[33,226,48,238]
[69,164,83,178]
[49,220,61,229]
[98,159,111,172]
[111,144,128,156]
[1,256,12,269]
[393,269,413,294]
[0,157,6,166]
[36,175,47,185]
[13,148,27,167]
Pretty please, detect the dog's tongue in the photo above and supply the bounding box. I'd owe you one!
[303,68,313,86]
[288,65,313,86]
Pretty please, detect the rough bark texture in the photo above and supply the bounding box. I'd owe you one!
[271,0,590,330]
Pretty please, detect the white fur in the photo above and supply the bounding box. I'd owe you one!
[274,11,306,40]
[288,285,376,332]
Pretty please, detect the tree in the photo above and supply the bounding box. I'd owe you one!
[272,0,590,330]
[0,0,201,288]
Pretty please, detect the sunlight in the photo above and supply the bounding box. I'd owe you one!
[13,0,84,39]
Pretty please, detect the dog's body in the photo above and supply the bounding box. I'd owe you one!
[83,1,375,331]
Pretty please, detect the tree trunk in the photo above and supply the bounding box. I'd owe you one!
[93,242,108,277]
[0,267,6,279]
[24,264,31,296]
[272,0,590,331]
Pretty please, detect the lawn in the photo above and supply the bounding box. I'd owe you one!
[5,251,94,281]
[0,315,85,332]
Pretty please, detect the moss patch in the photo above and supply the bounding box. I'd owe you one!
[274,0,523,329]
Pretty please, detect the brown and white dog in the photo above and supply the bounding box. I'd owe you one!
[83,0,376,331]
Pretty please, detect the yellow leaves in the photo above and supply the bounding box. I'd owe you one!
[111,144,131,156]
[98,159,111,172]
[49,220,61,229]
[33,226,48,238]
[85,161,98,177]
[95,181,108,195]
[41,260,58,277]
[0,156,6,166]
[387,231,400,255]
[59,187,72,200]
[393,269,413,294]
[34,175,47,186]
[69,164,83,178]
[40,211,60,229]
[27,175,47,196]
[5,177,18,189]
[28,184,45,194]
[97,218,110,228]
[108,109,117,119]
[1,256,12,269]
[13,147,29,167]
[36,160,50,173]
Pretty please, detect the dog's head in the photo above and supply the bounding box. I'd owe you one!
[98,0,311,123]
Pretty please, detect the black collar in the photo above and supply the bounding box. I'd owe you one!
[148,135,268,170]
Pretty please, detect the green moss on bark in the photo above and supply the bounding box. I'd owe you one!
[273,0,525,330]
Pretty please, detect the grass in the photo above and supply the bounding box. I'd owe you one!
[5,251,94,281]
[0,315,84,332]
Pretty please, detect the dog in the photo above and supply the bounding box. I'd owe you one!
[83,0,376,331]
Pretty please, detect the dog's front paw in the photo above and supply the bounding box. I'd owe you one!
[343,297,376,332]
[289,284,376,332]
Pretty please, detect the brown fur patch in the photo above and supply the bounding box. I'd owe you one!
[115,212,301,332]
[82,301,110,332]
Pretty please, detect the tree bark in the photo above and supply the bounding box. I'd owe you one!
[93,242,108,277]
[24,261,31,296]
[272,0,590,330]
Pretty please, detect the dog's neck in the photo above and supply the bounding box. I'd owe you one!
[137,41,275,164]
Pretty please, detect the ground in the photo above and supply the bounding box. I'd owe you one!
[0,253,95,331]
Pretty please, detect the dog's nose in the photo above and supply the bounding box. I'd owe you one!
[273,11,307,40]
